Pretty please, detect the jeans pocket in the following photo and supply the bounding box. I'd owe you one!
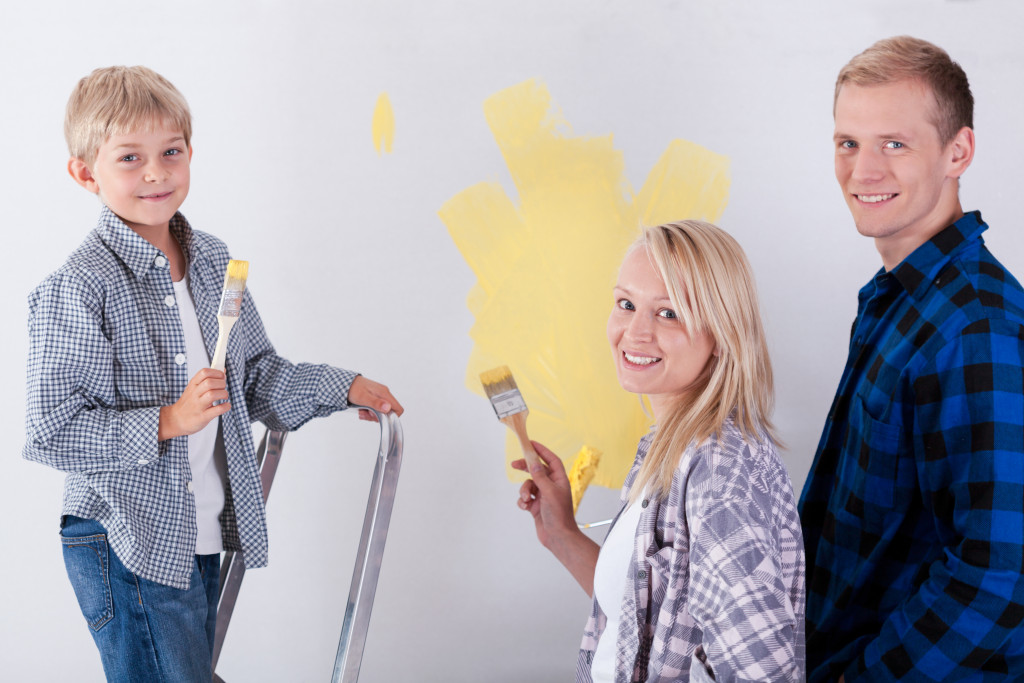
[61,524,114,631]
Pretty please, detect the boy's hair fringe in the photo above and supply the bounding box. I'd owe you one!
[65,65,192,166]
[627,220,777,504]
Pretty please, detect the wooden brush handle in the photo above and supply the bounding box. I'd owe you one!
[210,316,237,372]
[503,411,541,469]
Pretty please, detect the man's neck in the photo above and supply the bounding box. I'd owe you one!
[877,203,965,272]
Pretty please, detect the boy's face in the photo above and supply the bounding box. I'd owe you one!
[70,123,191,236]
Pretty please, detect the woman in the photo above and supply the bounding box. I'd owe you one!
[515,221,805,682]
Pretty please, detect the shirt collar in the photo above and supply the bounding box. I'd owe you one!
[94,206,199,280]
[890,210,986,297]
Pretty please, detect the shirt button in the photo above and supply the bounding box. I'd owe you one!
[637,570,647,580]
[164,295,176,308]
[138,459,148,465]
[175,353,186,366]
[641,499,649,509]
[154,255,167,268]
[186,481,194,493]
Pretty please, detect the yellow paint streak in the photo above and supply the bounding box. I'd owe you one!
[440,79,730,491]
[372,93,395,154]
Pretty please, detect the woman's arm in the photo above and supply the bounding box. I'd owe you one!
[513,441,600,596]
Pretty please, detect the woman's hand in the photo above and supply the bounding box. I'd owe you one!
[512,441,577,550]
[512,441,600,596]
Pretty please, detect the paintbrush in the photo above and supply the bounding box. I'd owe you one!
[210,259,249,372]
[480,365,542,469]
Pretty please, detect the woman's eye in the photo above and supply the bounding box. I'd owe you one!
[658,309,677,319]
[616,299,635,311]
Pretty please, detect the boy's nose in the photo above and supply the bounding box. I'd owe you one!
[143,160,168,182]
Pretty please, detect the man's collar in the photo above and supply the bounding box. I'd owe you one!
[890,210,986,296]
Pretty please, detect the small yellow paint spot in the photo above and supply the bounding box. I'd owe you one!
[372,93,395,154]
[440,79,730,494]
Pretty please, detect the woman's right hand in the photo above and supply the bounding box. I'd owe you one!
[512,440,601,596]
[512,441,577,550]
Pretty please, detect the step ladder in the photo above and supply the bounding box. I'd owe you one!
[212,408,404,682]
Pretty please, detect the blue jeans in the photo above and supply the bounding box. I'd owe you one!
[60,516,220,683]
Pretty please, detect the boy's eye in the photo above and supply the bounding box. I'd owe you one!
[120,154,139,162]
[164,148,182,156]
[658,309,677,320]
[616,299,635,311]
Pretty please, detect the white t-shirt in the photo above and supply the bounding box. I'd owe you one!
[172,275,229,555]
[590,496,645,681]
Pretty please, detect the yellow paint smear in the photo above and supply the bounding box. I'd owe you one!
[440,79,730,492]
[372,93,395,154]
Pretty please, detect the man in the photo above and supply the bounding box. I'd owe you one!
[799,36,1024,681]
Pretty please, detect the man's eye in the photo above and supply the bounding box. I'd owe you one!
[838,140,857,150]
[616,299,635,311]
[884,141,904,149]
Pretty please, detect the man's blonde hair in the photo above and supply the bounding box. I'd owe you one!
[834,36,973,145]
[65,66,192,167]
[627,220,777,503]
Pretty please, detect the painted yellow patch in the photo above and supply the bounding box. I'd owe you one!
[372,93,395,154]
[440,79,730,492]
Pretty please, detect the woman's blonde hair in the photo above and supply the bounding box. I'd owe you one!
[65,65,192,167]
[628,220,776,502]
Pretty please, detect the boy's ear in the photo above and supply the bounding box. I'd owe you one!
[68,157,99,194]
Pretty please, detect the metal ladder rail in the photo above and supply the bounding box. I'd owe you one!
[212,408,404,683]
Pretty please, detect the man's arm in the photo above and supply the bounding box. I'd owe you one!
[846,321,1024,680]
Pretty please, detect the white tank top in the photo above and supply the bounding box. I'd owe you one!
[172,274,228,555]
[590,496,645,681]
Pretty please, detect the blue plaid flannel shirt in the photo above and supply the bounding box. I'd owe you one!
[799,211,1024,680]
[24,207,358,589]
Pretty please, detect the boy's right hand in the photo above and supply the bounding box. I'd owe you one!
[158,368,231,441]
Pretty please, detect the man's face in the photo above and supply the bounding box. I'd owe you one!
[833,80,962,268]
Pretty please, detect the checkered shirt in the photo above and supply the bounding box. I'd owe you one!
[798,211,1024,681]
[576,417,806,682]
[24,207,358,589]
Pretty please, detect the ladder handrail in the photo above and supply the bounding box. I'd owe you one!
[212,408,403,683]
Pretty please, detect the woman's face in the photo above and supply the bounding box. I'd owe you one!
[607,247,716,420]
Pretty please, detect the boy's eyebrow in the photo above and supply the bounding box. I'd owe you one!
[111,135,186,150]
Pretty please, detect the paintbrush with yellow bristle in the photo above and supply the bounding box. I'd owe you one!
[480,365,542,469]
[210,259,249,372]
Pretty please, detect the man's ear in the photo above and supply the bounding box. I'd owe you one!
[948,126,975,179]
[68,157,100,193]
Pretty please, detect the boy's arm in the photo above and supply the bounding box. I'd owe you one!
[23,272,163,473]
[236,289,402,431]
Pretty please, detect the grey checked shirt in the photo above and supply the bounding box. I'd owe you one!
[25,207,357,589]
[577,418,806,682]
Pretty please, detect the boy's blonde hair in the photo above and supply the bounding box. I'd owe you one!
[834,36,973,145]
[65,65,192,167]
[628,220,777,502]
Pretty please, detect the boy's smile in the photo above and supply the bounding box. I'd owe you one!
[69,123,191,237]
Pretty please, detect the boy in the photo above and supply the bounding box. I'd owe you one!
[24,65,403,682]
[799,37,1024,680]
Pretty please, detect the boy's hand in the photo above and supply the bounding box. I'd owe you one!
[348,375,404,421]
[158,368,231,441]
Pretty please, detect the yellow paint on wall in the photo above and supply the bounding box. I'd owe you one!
[372,93,395,154]
[440,79,730,493]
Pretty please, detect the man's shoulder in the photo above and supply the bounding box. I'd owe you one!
[935,241,1024,328]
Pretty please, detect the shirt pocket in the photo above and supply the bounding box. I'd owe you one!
[835,396,905,530]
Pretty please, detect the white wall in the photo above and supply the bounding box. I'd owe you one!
[2,2,1022,681]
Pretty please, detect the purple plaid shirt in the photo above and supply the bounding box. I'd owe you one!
[577,418,806,682]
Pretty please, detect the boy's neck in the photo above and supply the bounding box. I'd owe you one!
[128,220,187,282]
